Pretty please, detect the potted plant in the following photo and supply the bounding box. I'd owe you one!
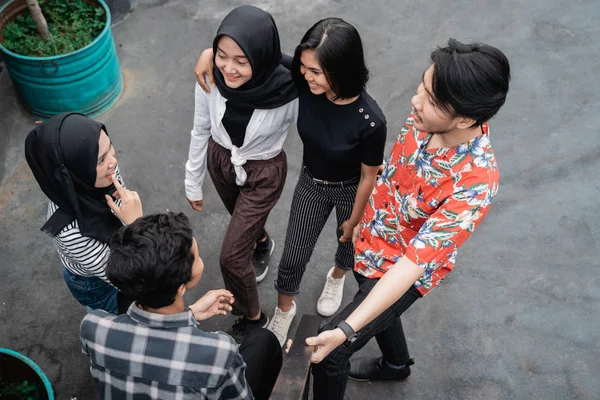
[0,348,54,400]
[0,0,123,119]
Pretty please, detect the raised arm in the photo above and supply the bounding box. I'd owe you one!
[194,48,215,93]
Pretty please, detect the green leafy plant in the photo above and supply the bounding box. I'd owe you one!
[1,0,106,57]
[0,379,44,400]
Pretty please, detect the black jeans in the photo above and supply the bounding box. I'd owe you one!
[311,271,422,400]
[239,328,283,400]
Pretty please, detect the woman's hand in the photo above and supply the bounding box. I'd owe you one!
[351,225,360,247]
[195,48,215,93]
[339,220,356,243]
[105,175,143,225]
[189,289,234,321]
[188,199,204,212]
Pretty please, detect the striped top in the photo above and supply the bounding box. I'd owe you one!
[46,167,124,282]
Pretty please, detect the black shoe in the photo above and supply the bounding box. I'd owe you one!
[348,357,414,382]
[252,238,274,283]
[230,312,269,343]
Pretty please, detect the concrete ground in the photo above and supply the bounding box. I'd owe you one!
[1,0,599,399]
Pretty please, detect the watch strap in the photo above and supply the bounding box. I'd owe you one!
[336,320,357,341]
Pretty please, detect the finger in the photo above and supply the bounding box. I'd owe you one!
[284,339,293,354]
[305,336,321,346]
[311,351,324,364]
[189,200,202,212]
[105,195,118,213]
[215,289,233,297]
[111,174,127,198]
[197,73,209,92]
[208,69,215,88]
[131,191,141,202]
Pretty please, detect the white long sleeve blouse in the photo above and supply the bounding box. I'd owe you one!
[185,82,298,201]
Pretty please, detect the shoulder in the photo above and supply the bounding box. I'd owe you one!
[361,92,386,125]
[195,80,218,102]
[269,97,298,114]
[80,309,117,342]
[354,93,386,139]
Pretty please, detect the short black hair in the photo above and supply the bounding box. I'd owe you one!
[430,38,511,126]
[292,18,369,100]
[107,212,195,309]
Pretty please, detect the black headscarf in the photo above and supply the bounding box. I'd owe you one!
[212,5,297,109]
[24,113,123,243]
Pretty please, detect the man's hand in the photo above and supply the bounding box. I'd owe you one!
[188,199,204,212]
[351,225,360,247]
[189,289,234,321]
[339,220,356,243]
[105,175,143,225]
[194,48,215,93]
[305,328,346,363]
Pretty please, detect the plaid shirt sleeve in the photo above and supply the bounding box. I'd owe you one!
[211,349,253,400]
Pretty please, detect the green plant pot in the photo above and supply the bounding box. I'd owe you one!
[0,0,123,119]
[0,348,54,400]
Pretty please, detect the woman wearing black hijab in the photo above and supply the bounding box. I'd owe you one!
[25,113,143,314]
[184,5,298,341]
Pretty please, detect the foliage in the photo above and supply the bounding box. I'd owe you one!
[0,379,44,400]
[1,0,106,57]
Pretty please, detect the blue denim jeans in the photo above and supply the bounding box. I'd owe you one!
[62,267,118,314]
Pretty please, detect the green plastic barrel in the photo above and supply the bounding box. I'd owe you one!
[0,0,123,119]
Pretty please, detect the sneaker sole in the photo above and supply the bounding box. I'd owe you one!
[255,239,275,283]
[316,305,341,317]
[262,315,270,328]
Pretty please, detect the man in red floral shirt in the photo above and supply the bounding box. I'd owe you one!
[306,38,511,399]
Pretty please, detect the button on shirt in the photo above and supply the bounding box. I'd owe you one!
[185,82,298,201]
[354,114,499,295]
[80,303,251,399]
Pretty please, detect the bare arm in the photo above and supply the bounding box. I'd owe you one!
[306,256,423,362]
[194,48,215,93]
[340,163,379,242]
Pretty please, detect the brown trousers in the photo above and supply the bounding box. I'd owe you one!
[207,138,287,317]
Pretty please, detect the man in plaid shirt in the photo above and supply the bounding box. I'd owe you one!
[80,212,282,399]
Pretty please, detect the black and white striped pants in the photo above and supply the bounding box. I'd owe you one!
[275,168,358,295]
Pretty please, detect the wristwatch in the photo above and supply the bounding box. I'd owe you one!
[336,321,358,345]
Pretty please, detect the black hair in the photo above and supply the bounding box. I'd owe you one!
[291,18,369,100]
[107,212,195,309]
[430,38,511,126]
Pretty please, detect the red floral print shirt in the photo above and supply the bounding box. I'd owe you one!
[354,113,500,295]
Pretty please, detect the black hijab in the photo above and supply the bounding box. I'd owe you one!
[212,5,297,109]
[24,113,123,243]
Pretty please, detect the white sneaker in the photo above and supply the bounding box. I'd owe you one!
[267,301,297,347]
[317,267,345,317]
